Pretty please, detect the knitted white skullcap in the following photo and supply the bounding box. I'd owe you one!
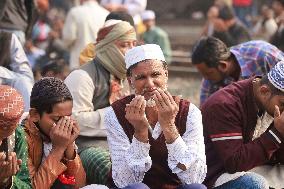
[141,10,156,21]
[268,61,284,92]
[125,44,165,69]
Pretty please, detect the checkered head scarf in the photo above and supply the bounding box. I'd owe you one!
[268,61,284,92]
[0,85,24,128]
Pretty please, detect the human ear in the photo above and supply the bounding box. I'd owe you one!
[259,85,272,99]
[217,61,229,72]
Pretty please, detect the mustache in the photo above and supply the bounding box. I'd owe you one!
[141,87,167,95]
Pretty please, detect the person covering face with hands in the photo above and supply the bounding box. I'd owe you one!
[105,44,207,189]
[23,77,86,189]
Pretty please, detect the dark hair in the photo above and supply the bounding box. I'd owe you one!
[260,75,284,96]
[41,59,67,76]
[218,5,235,20]
[0,32,12,69]
[126,60,168,77]
[275,0,284,7]
[105,11,135,26]
[191,36,231,68]
[30,77,73,116]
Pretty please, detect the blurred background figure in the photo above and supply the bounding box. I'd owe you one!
[79,11,135,65]
[40,59,70,80]
[0,32,34,112]
[0,0,49,45]
[252,5,278,41]
[100,0,147,34]
[270,0,284,51]
[24,39,46,69]
[211,4,251,47]
[200,5,220,37]
[232,0,253,28]
[62,0,109,69]
[141,10,172,63]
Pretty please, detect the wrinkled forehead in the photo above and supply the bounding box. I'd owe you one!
[131,59,166,73]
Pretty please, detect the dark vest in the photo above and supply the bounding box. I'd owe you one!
[110,95,190,189]
[76,58,110,151]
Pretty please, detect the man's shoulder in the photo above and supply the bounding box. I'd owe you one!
[202,79,250,113]
[153,27,168,37]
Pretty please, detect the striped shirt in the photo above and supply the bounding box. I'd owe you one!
[200,40,284,105]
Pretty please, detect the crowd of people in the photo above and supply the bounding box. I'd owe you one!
[1,0,284,189]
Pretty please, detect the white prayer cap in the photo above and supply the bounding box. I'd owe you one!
[268,61,284,92]
[141,10,156,21]
[125,44,165,69]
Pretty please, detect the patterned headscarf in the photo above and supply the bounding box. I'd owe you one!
[268,61,284,92]
[95,21,136,80]
[0,85,24,129]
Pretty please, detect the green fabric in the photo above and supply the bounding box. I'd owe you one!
[96,21,136,80]
[142,26,172,63]
[79,147,111,185]
[12,126,32,189]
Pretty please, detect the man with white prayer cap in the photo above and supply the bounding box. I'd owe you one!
[202,61,284,189]
[104,44,207,189]
[141,10,172,63]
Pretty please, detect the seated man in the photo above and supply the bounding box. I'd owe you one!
[105,44,207,189]
[0,32,34,111]
[191,36,284,105]
[202,61,284,189]
[23,77,86,188]
[0,85,31,188]
[65,21,136,185]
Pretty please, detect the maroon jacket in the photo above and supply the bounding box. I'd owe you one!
[110,95,190,189]
[201,78,284,188]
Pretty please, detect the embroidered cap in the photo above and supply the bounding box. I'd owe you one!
[268,61,284,92]
[141,10,156,21]
[0,85,24,128]
[125,44,165,69]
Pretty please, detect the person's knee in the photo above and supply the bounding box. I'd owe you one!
[177,183,207,189]
[241,173,269,189]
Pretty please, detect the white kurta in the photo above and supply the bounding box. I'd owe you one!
[62,1,109,69]
[64,69,107,137]
[104,103,207,188]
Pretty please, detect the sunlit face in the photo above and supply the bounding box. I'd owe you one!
[128,60,168,100]
[195,63,224,82]
[143,19,155,30]
[31,100,73,136]
[115,39,137,55]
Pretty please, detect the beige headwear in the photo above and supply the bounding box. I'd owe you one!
[95,21,136,79]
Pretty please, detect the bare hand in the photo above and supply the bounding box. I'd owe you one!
[0,152,22,183]
[125,95,149,133]
[274,105,284,136]
[50,116,73,151]
[153,90,180,129]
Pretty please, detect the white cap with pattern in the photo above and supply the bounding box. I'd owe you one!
[125,44,165,69]
[268,61,284,92]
